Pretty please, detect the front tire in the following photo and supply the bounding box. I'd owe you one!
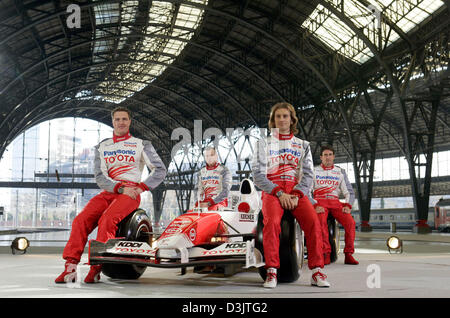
[101,209,152,280]
[256,211,304,283]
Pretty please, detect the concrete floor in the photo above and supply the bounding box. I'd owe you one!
[1,229,450,299]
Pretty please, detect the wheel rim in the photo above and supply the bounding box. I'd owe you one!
[135,223,151,242]
[335,226,340,254]
[132,221,151,271]
[294,221,304,268]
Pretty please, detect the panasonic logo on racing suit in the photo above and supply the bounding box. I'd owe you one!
[103,149,137,164]
[201,176,220,181]
[316,175,340,185]
[103,150,136,156]
[268,148,301,157]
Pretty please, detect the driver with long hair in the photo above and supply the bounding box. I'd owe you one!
[252,102,330,288]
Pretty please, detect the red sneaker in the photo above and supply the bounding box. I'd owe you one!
[55,262,78,284]
[84,265,102,283]
[345,253,359,265]
[324,253,331,265]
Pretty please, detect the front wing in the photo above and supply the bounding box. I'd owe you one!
[88,239,265,269]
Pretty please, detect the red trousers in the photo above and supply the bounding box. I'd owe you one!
[316,199,355,254]
[63,191,140,263]
[207,199,228,211]
[262,186,324,270]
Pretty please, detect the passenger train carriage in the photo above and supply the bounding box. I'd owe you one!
[351,208,435,230]
[435,199,450,232]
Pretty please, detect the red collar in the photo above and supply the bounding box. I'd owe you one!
[113,131,131,143]
[273,130,293,140]
[206,162,220,170]
[321,163,334,170]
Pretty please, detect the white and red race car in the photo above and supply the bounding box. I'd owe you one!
[88,179,305,283]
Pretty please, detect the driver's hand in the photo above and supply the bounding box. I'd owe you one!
[199,202,210,208]
[315,205,325,213]
[342,206,351,214]
[123,187,141,200]
[290,195,299,209]
[279,193,295,210]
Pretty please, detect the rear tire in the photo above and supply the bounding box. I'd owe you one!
[101,209,152,280]
[256,211,304,283]
[328,214,340,263]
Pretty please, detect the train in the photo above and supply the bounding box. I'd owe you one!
[434,199,450,232]
[350,207,436,230]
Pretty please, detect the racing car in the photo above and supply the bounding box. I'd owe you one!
[88,178,337,283]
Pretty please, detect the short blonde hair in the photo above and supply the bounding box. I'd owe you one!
[268,102,299,135]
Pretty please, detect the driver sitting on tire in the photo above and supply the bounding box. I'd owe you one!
[252,102,330,288]
[312,145,358,266]
[55,107,167,284]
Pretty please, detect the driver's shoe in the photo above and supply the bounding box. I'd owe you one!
[55,261,78,283]
[311,268,330,287]
[344,253,359,265]
[84,265,102,283]
[263,268,277,288]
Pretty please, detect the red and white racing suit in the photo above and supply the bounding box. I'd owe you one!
[194,163,232,211]
[62,132,167,264]
[252,131,324,270]
[312,164,355,254]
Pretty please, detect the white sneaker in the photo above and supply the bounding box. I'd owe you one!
[263,268,277,288]
[311,268,330,287]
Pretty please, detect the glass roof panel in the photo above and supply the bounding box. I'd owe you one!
[302,0,445,64]
[86,0,208,103]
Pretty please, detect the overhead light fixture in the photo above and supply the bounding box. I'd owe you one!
[386,236,402,254]
[11,237,30,255]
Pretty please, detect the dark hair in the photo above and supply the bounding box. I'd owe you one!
[111,106,132,120]
[268,102,299,135]
[320,145,335,156]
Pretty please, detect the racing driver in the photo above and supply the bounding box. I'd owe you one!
[55,107,167,284]
[252,102,330,288]
[312,145,358,265]
[194,146,232,211]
